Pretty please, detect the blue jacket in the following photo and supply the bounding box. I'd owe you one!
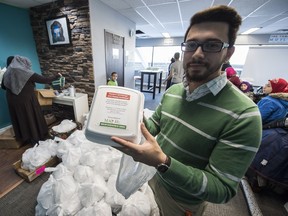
[250,128,288,185]
[257,94,288,124]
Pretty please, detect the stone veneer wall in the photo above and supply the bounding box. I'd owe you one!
[30,0,94,104]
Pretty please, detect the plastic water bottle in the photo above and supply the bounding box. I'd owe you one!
[69,85,75,97]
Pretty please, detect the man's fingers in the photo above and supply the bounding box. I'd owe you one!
[111,136,134,148]
[111,137,137,156]
[140,123,154,142]
[111,123,154,151]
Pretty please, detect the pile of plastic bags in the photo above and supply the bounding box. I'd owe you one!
[21,109,159,216]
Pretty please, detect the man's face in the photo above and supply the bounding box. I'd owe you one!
[183,22,234,84]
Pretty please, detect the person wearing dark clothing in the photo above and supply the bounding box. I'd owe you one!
[1,55,60,145]
[247,127,288,188]
[164,57,175,90]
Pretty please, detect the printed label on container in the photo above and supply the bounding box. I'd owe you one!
[98,92,130,129]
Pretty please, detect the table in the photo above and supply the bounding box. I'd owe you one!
[140,69,163,99]
[52,93,89,124]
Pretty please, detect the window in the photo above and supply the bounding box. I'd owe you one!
[134,47,153,71]
[135,45,250,78]
[229,45,250,77]
[135,45,181,77]
[230,45,249,66]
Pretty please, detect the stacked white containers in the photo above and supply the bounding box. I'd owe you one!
[85,86,145,147]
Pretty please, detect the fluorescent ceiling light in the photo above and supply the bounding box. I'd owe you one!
[162,32,170,38]
[241,28,261,35]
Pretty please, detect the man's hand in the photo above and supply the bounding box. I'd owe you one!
[111,123,167,167]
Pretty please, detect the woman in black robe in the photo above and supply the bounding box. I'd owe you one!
[1,55,60,145]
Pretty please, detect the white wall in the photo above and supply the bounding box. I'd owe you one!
[241,46,288,86]
[89,0,136,89]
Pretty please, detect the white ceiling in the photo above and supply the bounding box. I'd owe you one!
[0,0,55,8]
[2,0,288,38]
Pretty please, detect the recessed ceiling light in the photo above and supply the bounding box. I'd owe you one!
[162,32,170,38]
[241,28,261,35]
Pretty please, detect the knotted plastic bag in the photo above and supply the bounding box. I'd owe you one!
[116,154,156,199]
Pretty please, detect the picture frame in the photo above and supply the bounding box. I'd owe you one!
[45,15,71,46]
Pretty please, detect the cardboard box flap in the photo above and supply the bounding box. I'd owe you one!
[13,157,60,182]
[34,89,54,106]
[38,90,55,98]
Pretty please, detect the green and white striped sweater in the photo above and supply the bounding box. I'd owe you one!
[145,82,262,205]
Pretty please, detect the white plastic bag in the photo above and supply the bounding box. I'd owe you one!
[37,175,55,210]
[105,174,126,212]
[52,119,77,133]
[78,179,107,208]
[116,154,156,199]
[76,200,112,216]
[119,190,151,216]
[53,175,82,215]
[21,144,52,171]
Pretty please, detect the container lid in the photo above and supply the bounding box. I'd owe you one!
[85,85,144,147]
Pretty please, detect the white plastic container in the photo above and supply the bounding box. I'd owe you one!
[69,85,75,97]
[85,85,145,147]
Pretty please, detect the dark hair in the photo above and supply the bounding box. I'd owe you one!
[6,56,14,67]
[174,52,180,60]
[111,72,117,76]
[184,5,242,47]
[221,62,232,71]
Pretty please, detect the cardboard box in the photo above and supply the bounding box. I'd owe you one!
[0,127,23,149]
[34,89,55,106]
[13,157,60,182]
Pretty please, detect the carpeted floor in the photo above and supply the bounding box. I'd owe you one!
[203,185,250,216]
[0,172,49,216]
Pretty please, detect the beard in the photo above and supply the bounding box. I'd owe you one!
[184,60,223,83]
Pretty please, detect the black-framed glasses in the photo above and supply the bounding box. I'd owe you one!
[181,41,230,53]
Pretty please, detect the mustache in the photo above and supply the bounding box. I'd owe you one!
[185,59,207,67]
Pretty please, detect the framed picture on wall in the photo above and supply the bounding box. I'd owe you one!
[45,15,71,46]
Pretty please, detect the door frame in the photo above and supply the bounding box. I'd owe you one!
[104,29,125,86]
